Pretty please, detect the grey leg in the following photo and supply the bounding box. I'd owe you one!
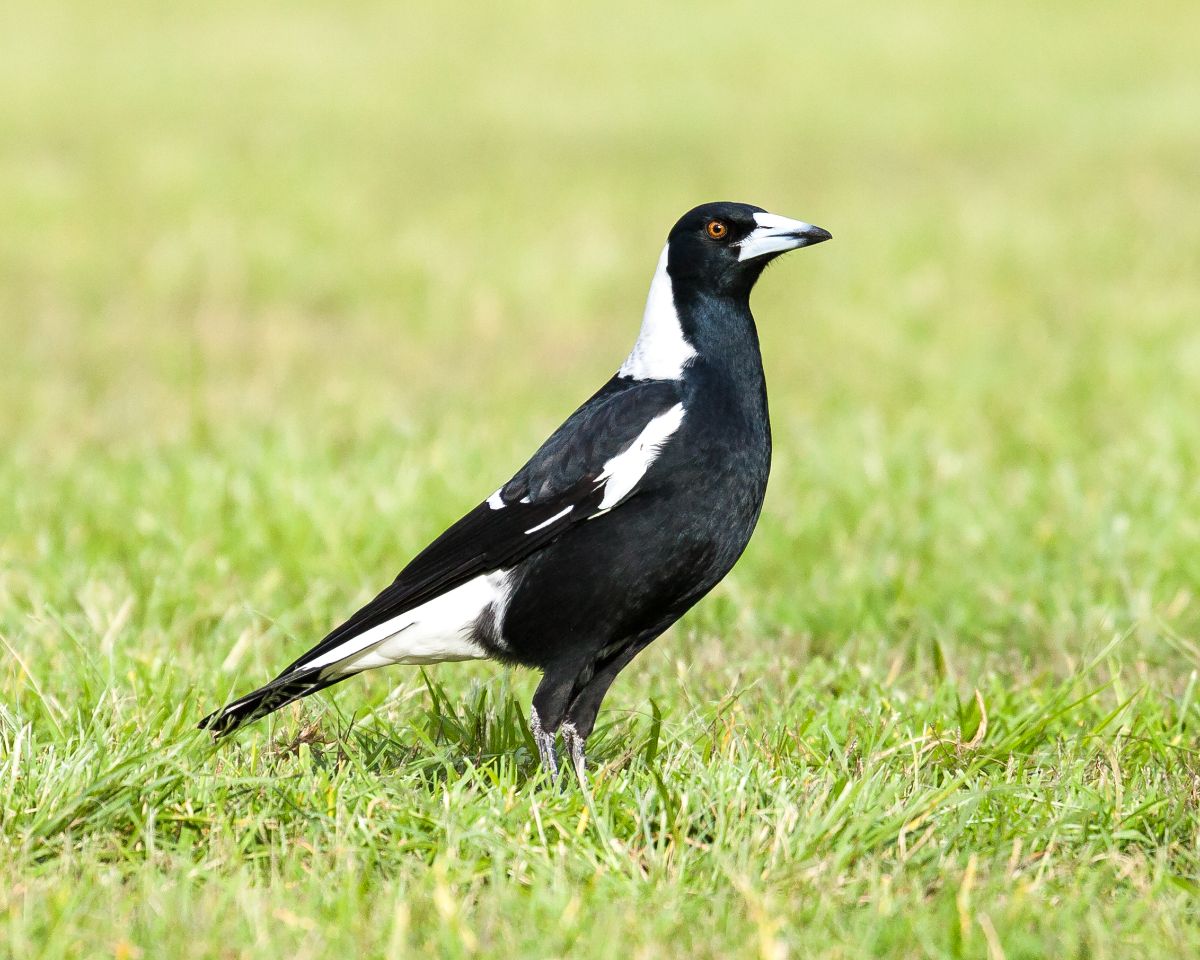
[561,722,587,783]
[529,706,559,777]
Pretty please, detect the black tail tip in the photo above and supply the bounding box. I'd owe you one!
[196,673,327,738]
[198,707,238,737]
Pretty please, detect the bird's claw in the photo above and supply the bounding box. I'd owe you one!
[530,709,588,784]
[562,722,587,784]
[530,707,559,778]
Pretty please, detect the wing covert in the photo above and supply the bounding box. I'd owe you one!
[283,376,684,673]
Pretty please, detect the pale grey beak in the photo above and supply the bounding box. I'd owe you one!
[737,212,832,261]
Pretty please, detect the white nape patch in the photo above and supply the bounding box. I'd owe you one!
[303,571,511,675]
[594,402,686,511]
[617,245,697,381]
[524,505,574,534]
[737,211,818,262]
[487,489,505,510]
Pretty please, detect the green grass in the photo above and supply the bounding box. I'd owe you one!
[4,1,1200,956]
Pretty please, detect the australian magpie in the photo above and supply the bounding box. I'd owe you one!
[200,201,831,778]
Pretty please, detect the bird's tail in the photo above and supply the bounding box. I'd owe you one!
[198,668,346,737]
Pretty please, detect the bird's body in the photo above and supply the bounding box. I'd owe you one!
[201,202,831,777]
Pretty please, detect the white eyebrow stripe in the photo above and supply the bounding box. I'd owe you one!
[524,505,574,534]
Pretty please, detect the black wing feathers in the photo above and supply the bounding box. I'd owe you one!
[282,377,682,675]
[501,377,680,502]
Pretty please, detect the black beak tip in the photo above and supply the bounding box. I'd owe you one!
[805,225,833,246]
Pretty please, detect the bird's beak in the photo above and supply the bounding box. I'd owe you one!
[737,212,832,262]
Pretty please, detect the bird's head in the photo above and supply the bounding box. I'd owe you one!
[665,201,831,299]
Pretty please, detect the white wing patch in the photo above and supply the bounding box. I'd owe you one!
[524,505,574,534]
[594,402,686,512]
[294,403,688,678]
[302,570,511,676]
[617,245,697,381]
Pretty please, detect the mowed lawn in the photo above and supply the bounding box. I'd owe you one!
[3,1,1200,956]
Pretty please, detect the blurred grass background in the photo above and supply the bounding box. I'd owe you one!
[3,1,1200,957]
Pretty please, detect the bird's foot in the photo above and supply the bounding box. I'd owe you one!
[529,707,559,778]
[561,722,587,784]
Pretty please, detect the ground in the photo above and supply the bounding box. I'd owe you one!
[3,1,1200,957]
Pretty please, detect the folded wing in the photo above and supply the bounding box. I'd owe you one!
[282,376,685,676]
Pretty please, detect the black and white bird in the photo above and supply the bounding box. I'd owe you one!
[200,202,831,778]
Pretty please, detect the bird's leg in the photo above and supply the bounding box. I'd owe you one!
[531,668,581,780]
[559,635,656,777]
[529,706,559,777]
[561,722,587,783]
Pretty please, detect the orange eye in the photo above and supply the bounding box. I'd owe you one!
[705,220,728,240]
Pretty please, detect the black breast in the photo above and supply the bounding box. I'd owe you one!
[498,357,771,670]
